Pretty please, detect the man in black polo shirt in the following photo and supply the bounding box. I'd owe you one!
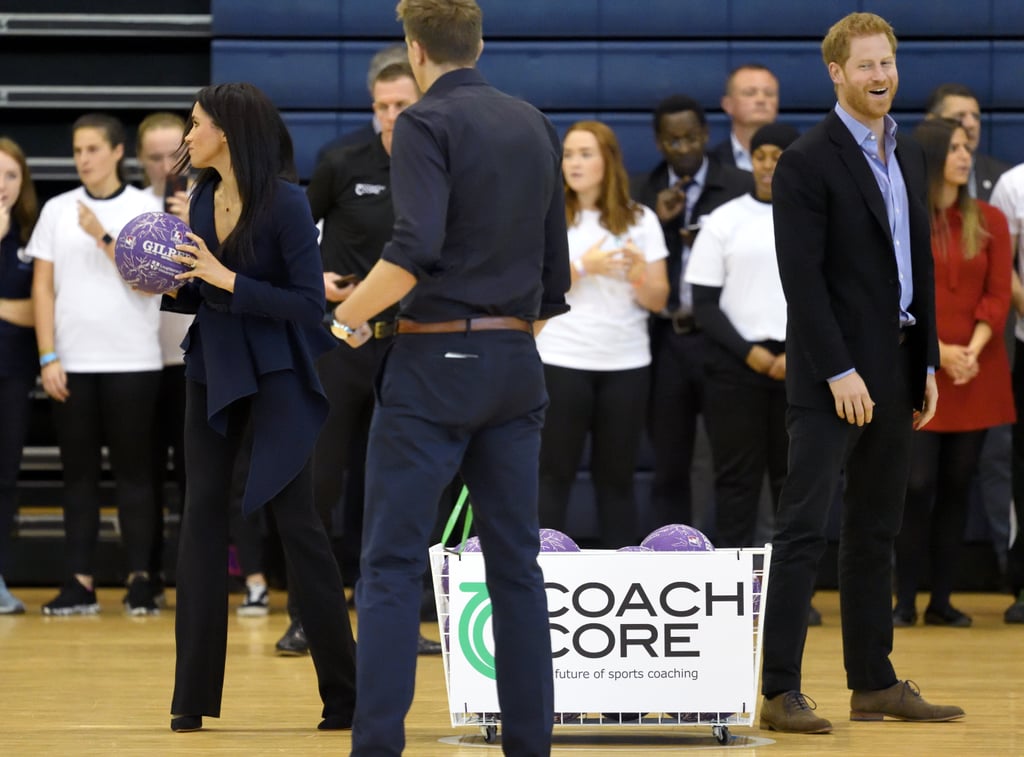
[272,61,446,658]
[331,1,569,754]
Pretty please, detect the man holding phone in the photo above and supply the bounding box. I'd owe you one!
[271,60,442,657]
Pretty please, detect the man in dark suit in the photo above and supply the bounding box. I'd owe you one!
[709,64,779,172]
[630,95,750,536]
[925,83,1010,202]
[759,12,964,733]
[331,1,569,754]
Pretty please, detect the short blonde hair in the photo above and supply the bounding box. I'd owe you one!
[821,12,897,67]
[396,0,481,66]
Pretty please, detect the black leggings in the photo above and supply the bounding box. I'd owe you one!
[895,428,987,611]
[0,374,34,574]
[51,371,160,576]
[538,363,649,548]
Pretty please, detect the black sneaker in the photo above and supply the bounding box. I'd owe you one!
[42,578,100,616]
[124,575,160,616]
[807,604,822,627]
[923,604,971,627]
[237,584,269,617]
[275,619,309,656]
[417,634,443,655]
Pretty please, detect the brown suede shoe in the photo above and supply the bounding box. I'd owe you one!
[760,691,833,733]
[850,680,965,722]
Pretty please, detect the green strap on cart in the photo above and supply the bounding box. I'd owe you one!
[441,485,474,552]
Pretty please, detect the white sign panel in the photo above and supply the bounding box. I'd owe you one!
[447,550,757,714]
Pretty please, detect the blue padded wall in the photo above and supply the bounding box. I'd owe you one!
[211,0,1024,180]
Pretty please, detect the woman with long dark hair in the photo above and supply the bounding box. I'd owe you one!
[893,118,1014,627]
[165,83,356,732]
[535,120,669,547]
[29,114,163,616]
[0,137,39,614]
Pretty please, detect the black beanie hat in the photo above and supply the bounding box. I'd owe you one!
[750,123,800,153]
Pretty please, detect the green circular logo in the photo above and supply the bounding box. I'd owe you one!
[458,582,496,680]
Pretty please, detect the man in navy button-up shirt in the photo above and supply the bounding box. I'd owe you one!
[332,2,569,755]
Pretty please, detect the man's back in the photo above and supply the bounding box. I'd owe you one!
[385,68,566,321]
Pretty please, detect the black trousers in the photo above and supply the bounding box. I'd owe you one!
[895,428,987,611]
[703,343,788,548]
[150,363,187,579]
[284,337,385,619]
[0,374,34,574]
[647,322,708,529]
[1008,342,1024,595]
[51,371,160,576]
[762,347,913,696]
[538,363,648,548]
[171,380,356,719]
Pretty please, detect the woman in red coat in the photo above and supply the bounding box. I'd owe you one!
[893,118,1015,627]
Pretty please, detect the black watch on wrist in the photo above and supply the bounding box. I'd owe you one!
[101,233,114,245]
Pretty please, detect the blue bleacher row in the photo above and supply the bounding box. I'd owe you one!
[213,38,1024,180]
[211,0,1024,40]
[213,40,1024,112]
[280,110,1024,186]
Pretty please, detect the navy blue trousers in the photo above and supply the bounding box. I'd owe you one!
[351,330,554,757]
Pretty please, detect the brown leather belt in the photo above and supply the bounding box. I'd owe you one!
[396,316,532,335]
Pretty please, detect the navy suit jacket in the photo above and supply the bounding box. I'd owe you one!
[773,110,938,412]
[974,151,1010,203]
[709,137,739,170]
[163,179,335,513]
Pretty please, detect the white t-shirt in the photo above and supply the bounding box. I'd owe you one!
[684,193,787,342]
[536,205,668,371]
[26,185,163,372]
[989,165,1024,341]
[144,186,193,366]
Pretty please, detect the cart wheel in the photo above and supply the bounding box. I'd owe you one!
[481,725,498,743]
[712,725,730,745]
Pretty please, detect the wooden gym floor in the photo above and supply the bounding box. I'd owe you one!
[0,588,1021,756]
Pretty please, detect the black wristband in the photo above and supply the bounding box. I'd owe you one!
[101,233,114,245]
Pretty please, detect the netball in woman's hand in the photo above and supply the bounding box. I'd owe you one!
[114,211,195,294]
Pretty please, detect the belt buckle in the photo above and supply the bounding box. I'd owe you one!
[373,321,393,339]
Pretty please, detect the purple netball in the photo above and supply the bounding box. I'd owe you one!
[641,524,715,552]
[539,528,581,553]
[114,211,194,294]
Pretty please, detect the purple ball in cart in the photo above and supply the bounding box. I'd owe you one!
[539,528,581,552]
[640,523,715,552]
[114,211,194,294]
